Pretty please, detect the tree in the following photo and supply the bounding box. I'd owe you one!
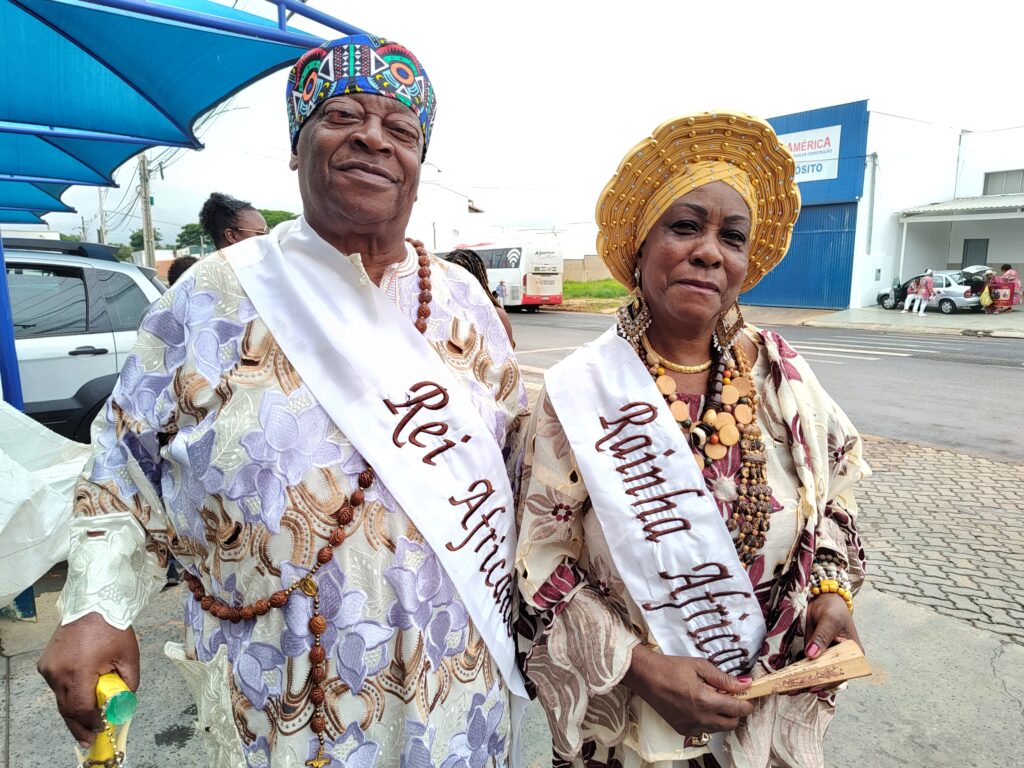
[258,209,298,229]
[114,245,133,262]
[176,223,206,249]
[129,228,162,250]
[59,233,79,241]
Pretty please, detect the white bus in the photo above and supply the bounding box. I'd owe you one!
[455,243,563,311]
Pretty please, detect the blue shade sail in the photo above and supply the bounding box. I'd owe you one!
[0,0,358,215]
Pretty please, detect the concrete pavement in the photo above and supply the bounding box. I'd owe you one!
[4,431,1022,766]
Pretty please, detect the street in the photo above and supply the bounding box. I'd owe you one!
[510,312,1024,462]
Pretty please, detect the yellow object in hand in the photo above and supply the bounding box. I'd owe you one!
[80,673,136,766]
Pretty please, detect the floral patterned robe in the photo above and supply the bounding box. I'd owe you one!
[57,244,526,767]
[515,328,869,768]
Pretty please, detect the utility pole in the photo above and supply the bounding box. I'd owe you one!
[139,153,156,268]
[80,216,87,241]
[97,188,107,244]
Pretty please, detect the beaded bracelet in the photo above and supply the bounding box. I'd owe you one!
[809,555,854,612]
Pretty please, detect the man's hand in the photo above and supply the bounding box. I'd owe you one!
[621,645,754,737]
[37,613,140,748]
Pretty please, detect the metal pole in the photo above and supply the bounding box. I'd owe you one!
[0,227,36,620]
[98,188,107,244]
[897,219,908,280]
[139,154,155,269]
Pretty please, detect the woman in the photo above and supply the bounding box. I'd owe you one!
[446,247,516,345]
[198,191,269,250]
[39,36,527,768]
[516,112,869,768]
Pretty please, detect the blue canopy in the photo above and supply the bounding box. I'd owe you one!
[0,0,364,217]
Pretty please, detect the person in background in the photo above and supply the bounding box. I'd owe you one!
[1000,263,1022,309]
[900,278,920,313]
[198,192,269,251]
[915,269,936,316]
[496,279,508,307]
[445,248,515,345]
[166,255,197,287]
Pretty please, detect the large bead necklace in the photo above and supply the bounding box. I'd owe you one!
[643,333,773,567]
[183,239,433,768]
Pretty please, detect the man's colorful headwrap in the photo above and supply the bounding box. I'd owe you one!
[596,112,801,293]
[286,34,437,157]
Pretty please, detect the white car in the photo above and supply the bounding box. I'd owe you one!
[4,238,165,442]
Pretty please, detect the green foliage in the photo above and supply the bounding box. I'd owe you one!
[175,223,206,249]
[129,228,162,250]
[59,233,79,241]
[562,279,630,299]
[258,209,298,229]
[114,245,133,262]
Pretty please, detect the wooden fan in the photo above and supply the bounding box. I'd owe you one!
[733,640,871,700]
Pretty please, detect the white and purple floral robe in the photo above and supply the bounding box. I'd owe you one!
[58,244,527,768]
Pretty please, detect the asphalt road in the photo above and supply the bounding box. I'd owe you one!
[509,311,1024,462]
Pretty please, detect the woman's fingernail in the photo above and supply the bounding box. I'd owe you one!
[738,675,752,683]
[806,643,819,658]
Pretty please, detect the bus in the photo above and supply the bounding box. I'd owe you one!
[456,243,563,311]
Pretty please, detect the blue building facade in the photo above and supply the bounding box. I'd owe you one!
[743,101,870,309]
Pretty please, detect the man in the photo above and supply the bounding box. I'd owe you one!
[496,279,507,307]
[38,34,526,768]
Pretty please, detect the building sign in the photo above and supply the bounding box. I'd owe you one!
[778,124,842,183]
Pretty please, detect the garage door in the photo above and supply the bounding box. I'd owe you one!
[741,202,857,309]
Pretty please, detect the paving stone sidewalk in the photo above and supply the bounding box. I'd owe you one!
[857,437,1024,645]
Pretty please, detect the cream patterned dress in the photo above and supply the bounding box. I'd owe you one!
[515,329,869,768]
[58,244,526,767]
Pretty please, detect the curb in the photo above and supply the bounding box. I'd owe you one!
[802,319,1024,339]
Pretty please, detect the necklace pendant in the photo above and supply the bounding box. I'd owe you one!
[298,577,319,597]
[306,753,332,768]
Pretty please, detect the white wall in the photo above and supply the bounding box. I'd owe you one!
[947,218,1024,271]
[851,110,961,306]
[955,127,1024,197]
[900,221,952,279]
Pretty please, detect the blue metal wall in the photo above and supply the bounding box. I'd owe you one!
[742,101,869,308]
[742,203,859,309]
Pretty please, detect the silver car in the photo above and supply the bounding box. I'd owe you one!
[878,269,980,314]
[4,238,165,441]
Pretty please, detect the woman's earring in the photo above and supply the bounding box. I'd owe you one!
[617,266,652,349]
[713,302,745,352]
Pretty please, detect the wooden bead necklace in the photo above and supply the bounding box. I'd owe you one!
[183,239,432,768]
[645,336,773,567]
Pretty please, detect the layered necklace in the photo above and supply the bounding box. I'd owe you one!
[642,332,773,567]
[183,239,433,768]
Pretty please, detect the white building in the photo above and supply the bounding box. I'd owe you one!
[743,100,1022,309]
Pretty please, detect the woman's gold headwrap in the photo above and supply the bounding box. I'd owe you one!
[596,112,801,293]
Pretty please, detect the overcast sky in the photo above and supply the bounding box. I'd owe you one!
[36,0,1024,252]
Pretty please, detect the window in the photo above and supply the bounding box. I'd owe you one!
[6,265,88,338]
[95,270,151,331]
[983,170,1024,195]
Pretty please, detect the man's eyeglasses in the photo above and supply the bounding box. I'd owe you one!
[233,226,270,236]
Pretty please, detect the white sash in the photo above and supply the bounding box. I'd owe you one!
[546,327,766,672]
[225,219,529,725]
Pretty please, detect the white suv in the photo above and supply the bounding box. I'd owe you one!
[4,238,165,442]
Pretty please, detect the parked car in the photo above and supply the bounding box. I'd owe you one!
[3,237,165,442]
[876,269,980,314]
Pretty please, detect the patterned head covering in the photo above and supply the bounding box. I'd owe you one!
[596,111,801,293]
[286,34,437,158]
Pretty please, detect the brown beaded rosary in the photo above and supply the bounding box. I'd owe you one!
[183,239,433,768]
[644,333,772,567]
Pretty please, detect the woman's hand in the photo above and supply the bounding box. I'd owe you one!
[37,612,140,748]
[804,593,861,659]
[621,645,754,737]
